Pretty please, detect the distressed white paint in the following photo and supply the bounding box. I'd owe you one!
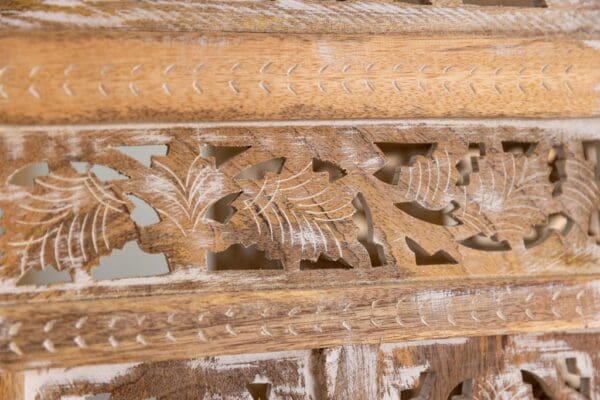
[24,362,140,400]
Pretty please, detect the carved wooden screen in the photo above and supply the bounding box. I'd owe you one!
[1,1,600,399]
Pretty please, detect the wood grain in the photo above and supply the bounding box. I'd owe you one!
[1,121,600,301]
[1,0,598,37]
[15,332,600,399]
[0,276,599,371]
[0,33,599,124]
[0,371,23,400]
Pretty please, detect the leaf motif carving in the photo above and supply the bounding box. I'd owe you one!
[0,168,136,279]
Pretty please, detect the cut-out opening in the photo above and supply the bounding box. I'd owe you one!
[246,382,271,400]
[235,157,286,180]
[200,144,251,167]
[458,233,511,251]
[300,254,353,270]
[589,209,600,244]
[521,370,554,400]
[312,158,347,182]
[204,192,242,224]
[583,141,600,181]
[126,194,161,227]
[374,142,436,185]
[17,264,72,286]
[92,241,169,281]
[524,212,573,249]
[548,145,567,196]
[401,371,436,399]
[557,358,591,398]
[115,145,168,167]
[463,0,547,7]
[405,237,458,265]
[352,193,386,267]
[8,161,49,187]
[395,201,460,226]
[502,141,537,156]
[447,379,473,399]
[456,143,484,186]
[207,244,283,271]
[70,162,128,181]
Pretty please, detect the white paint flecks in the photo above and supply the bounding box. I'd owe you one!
[24,362,140,400]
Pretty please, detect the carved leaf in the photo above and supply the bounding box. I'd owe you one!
[0,168,136,278]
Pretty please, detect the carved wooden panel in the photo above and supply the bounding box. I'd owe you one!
[1,122,599,294]
[1,0,600,398]
[18,332,600,399]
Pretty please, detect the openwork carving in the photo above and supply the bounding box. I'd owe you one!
[0,123,599,292]
[21,332,600,399]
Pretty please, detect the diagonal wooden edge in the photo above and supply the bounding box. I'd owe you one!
[0,0,599,36]
[0,275,598,370]
[0,33,599,123]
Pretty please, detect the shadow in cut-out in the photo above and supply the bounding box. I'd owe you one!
[458,233,511,251]
[115,145,168,167]
[524,212,572,249]
[235,157,286,180]
[396,201,460,226]
[207,244,283,271]
[92,241,169,281]
[300,254,353,270]
[8,161,49,187]
[401,371,436,400]
[448,379,473,400]
[374,142,436,184]
[246,382,271,400]
[204,192,242,224]
[312,157,347,182]
[353,193,386,266]
[405,237,458,265]
[126,194,161,227]
[17,264,72,286]
[201,144,251,167]
[521,370,554,399]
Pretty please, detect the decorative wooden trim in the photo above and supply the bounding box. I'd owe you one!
[0,33,599,124]
[18,332,600,399]
[1,121,600,300]
[0,276,599,370]
[0,371,23,400]
[1,1,599,36]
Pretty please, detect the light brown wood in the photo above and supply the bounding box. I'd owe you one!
[17,332,600,399]
[0,371,23,400]
[0,33,599,124]
[1,0,598,36]
[1,0,600,396]
[1,122,600,300]
[1,276,598,370]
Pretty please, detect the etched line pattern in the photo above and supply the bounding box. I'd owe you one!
[2,285,594,358]
[0,63,578,104]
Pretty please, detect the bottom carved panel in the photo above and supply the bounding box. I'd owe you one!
[22,332,600,400]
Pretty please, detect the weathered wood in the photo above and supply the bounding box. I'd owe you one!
[1,0,598,36]
[1,121,600,300]
[0,276,598,370]
[0,33,598,124]
[17,332,600,399]
[0,370,23,400]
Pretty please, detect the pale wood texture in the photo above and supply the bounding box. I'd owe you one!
[19,332,600,399]
[0,33,599,124]
[1,0,600,396]
[1,0,599,36]
[1,122,600,299]
[1,276,598,370]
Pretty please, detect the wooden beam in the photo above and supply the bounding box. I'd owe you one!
[0,276,598,370]
[0,33,599,124]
